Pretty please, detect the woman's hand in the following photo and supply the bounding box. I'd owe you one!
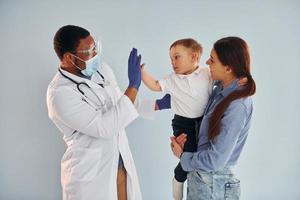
[170,133,187,159]
[175,133,187,149]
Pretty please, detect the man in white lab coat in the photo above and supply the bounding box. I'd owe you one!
[47,25,146,200]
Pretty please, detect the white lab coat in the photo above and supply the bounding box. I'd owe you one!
[47,63,151,200]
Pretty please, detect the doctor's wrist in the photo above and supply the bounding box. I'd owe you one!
[124,87,138,103]
[128,84,139,90]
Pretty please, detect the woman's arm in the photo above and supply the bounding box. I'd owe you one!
[180,100,252,172]
[141,64,162,91]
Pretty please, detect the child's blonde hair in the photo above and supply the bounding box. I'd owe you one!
[170,38,203,55]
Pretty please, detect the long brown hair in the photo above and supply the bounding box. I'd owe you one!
[208,37,256,140]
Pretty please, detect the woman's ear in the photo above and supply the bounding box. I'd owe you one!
[225,65,233,73]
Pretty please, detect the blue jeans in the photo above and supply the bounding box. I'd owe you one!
[187,167,240,200]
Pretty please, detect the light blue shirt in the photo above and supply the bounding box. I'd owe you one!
[180,80,253,172]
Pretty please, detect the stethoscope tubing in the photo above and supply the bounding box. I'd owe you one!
[58,68,106,107]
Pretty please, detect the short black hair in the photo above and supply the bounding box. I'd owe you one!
[53,25,90,60]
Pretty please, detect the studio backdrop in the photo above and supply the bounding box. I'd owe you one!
[0,0,299,199]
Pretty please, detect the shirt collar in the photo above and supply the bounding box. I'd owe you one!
[192,66,201,74]
[59,67,83,82]
[77,72,92,80]
[59,67,100,88]
[176,66,201,79]
[216,79,239,97]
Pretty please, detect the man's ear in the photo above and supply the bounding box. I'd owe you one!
[64,53,71,60]
[60,53,72,66]
[63,53,73,64]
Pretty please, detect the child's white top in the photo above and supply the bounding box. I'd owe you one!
[159,67,213,118]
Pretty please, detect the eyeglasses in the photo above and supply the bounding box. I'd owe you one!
[73,39,102,57]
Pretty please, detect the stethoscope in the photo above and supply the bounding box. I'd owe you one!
[58,68,108,108]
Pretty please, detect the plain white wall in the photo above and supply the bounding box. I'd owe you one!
[0,0,299,199]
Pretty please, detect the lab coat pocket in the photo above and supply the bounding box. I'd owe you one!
[70,148,102,181]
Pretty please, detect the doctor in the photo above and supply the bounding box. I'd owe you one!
[47,25,144,200]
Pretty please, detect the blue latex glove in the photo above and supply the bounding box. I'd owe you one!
[156,94,171,110]
[128,48,142,90]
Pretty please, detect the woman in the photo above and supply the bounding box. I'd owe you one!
[170,36,256,200]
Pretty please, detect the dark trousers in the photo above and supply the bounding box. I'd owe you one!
[172,114,202,183]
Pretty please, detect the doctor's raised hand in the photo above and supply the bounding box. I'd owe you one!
[125,48,142,103]
[128,48,142,89]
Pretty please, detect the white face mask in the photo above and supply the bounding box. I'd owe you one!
[71,54,100,77]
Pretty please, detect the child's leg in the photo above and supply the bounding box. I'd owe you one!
[172,177,184,200]
[171,115,203,199]
[171,115,199,200]
[172,115,198,153]
[174,162,188,182]
[173,162,187,199]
